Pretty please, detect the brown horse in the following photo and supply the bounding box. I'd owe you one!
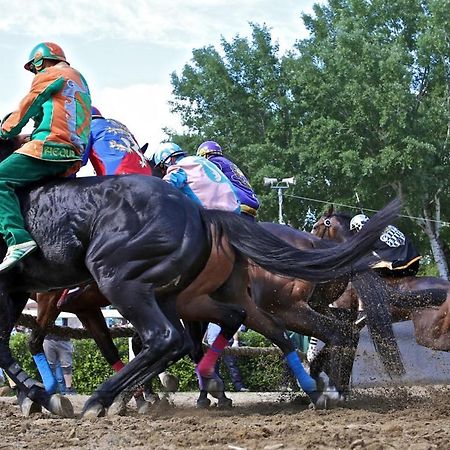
[311,207,450,351]
[27,218,407,410]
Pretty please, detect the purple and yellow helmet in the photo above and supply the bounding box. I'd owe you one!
[196,140,222,157]
[24,42,67,73]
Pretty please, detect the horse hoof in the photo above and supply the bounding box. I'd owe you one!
[217,397,233,409]
[82,402,106,419]
[308,388,342,410]
[48,394,74,418]
[20,397,42,416]
[160,373,179,393]
[136,399,152,415]
[204,377,225,399]
[196,393,211,409]
[107,398,127,416]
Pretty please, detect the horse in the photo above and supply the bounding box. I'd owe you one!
[0,136,402,417]
[27,222,406,411]
[311,206,450,351]
[23,286,178,415]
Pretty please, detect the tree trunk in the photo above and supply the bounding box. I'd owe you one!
[420,198,449,280]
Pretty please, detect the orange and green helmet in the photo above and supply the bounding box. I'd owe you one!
[24,42,67,73]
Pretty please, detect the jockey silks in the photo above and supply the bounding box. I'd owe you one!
[1,61,91,176]
[207,155,260,217]
[163,155,240,213]
[83,117,151,176]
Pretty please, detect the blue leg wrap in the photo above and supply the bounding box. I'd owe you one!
[33,353,58,394]
[285,351,316,393]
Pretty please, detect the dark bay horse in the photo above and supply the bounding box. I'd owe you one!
[311,207,450,351]
[0,137,402,417]
[29,222,405,410]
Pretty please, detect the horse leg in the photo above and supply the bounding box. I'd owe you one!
[321,307,359,398]
[271,298,356,396]
[130,332,179,413]
[214,262,339,408]
[28,291,62,395]
[82,281,188,418]
[177,296,246,409]
[184,320,212,407]
[0,290,73,417]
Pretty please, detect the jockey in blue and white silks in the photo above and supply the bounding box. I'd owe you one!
[152,143,240,213]
[197,141,260,220]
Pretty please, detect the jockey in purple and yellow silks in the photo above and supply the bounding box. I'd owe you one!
[152,142,240,213]
[83,107,152,176]
[197,141,260,221]
[0,42,91,272]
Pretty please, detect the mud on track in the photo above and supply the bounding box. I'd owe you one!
[0,387,449,449]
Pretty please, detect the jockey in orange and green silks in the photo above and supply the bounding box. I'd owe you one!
[0,42,91,273]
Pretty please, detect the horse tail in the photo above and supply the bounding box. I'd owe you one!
[200,198,401,283]
[351,272,405,377]
[389,288,448,308]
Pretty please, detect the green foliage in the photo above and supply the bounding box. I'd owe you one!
[240,329,272,347]
[10,332,39,379]
[220,353,285,392]
[9,331,287,394]
[165,356,197,391]
[169,0,450,269]
[72,338,129,394]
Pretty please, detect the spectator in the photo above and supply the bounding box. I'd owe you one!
[43,320,76,395]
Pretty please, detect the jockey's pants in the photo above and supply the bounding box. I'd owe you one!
[0,153,75,246]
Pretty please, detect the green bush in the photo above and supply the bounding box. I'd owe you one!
[10,332,39,379]
[10,330,288,394]
[73,338,129,394]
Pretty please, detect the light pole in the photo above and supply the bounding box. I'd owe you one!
[264,177,295,224]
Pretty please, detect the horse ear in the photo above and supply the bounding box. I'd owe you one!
[140,143,149,154]
[326,204,334,216]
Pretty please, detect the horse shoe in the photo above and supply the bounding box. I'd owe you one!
[17,392,42,417]
[107,394,128,416]
[203,376,225,399]
[47,394,74,418]
[82,401,106,419]
[159,372,180,393]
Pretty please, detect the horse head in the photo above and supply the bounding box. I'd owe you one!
[147,154,164,179]
[311,207,354,243]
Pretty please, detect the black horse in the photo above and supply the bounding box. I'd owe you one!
[0,137,401,417]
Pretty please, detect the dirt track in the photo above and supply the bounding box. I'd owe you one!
[0,387,449,449]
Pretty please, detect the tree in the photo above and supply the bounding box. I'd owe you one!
[169,1,450,274]
[288,0,450,276]
[169,24,312,226]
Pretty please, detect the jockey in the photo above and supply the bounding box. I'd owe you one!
[0,42,91,272]
[197,140,260,221]
[350,213,422,277]
[83,107,151,176]
[152,142,240,213]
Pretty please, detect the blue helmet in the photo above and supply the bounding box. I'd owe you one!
[153,143,186,167]
[197,140,222,157]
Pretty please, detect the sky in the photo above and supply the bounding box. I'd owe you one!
[0,0,321,172]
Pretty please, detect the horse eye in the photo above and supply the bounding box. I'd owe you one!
[324,218,332,227]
